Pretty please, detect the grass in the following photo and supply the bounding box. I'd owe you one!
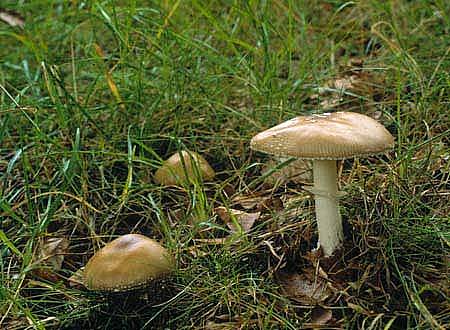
[1,0,449,329]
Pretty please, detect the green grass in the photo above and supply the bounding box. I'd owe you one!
[1,0,449,329]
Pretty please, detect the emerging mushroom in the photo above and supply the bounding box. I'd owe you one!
[83,234,174,291]
[250,112,394,257]
[154,150,215,186]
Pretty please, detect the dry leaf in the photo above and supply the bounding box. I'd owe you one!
[0,10,24,28]
[308,307,333,328]
[38,237,69,270]
[232,194,284,213]
[277,271,332,305]
[33,236,69,282]
[215,206,260,233]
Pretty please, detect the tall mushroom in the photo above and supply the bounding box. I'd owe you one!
[83,234,174,291]
[250,112,394,257]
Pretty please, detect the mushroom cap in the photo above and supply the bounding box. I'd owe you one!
[84,234,174,291]
[250,112,394,159]
[154,150,215,186]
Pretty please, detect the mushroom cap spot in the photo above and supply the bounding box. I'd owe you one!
[154,150,215,186]
[84,234,174,291]
[250,112,394,159]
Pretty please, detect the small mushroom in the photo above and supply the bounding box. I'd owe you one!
[83,234,174,291]
[250,112,394,257]
[154,150,215,186]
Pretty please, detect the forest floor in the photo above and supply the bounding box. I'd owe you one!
[0,1,449,329]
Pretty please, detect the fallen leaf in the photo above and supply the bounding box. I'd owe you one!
[215,206,260,233]
[0,9,24,28]
[33,236,69,282]
[38,237,69,270]
[277,271,332,305]
[308,307,333,328]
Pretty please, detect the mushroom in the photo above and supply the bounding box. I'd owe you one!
[250,112,394,257]
[83,234,174,291]
[154,150,215,186]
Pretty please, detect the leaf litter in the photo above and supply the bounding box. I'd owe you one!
[215,206,260,233]
[33,236,70,282]
[0,9,24,28]
[277,269,334,305]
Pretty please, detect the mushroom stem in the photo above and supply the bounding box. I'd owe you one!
[313,160,343,256]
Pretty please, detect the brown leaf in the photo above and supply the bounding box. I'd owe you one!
[33,236,69,282]
[277,271,332,305]
[38,237,69,271]
[0,9,24,28]
[309,307,333,328]
[215,206,260,233]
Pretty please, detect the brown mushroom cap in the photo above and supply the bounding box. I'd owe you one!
[154,150,215,186]
[250,112,394,159]
[84,234,174,291]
